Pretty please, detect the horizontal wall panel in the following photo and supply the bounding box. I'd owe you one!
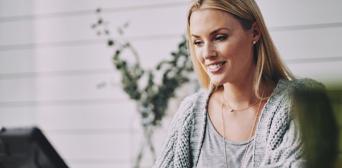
[70,163,131,168]
[0,106,37,127]
[0,0,34,18]
[0,44,112,74]
[0,5,187,46]
[0,0,186,18]
[37,103,136,131]
[288,61,342,86]
[46,132,132,161]
[0,73,127,102]
[271,27,342,60]
[0,22,35,46]
[0,36,183,74]
[0,49,37,74]
[0,102,137,130]
[0,74,194,108]
[258,0,342,28]
[0,78,38,102]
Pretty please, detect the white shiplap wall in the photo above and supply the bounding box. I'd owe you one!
[0,0,341,168]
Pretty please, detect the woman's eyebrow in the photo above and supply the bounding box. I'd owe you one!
[191,27,230,38]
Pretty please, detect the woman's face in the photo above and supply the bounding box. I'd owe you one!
[189,8,258,86]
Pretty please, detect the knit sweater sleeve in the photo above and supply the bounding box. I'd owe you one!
[263,118,305,168]
[153,94,196,168]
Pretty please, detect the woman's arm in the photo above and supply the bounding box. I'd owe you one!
[153,95,195,168]
[262,119,305,168]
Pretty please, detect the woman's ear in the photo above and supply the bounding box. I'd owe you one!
[251,22,260,43]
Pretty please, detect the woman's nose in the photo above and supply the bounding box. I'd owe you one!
[203,43,217,59]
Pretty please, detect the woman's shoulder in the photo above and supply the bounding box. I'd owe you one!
[264,78,326,130]
[180,89,209,108]
[272,78,325,101]
[280,78,325,92]
[170,89,209,126]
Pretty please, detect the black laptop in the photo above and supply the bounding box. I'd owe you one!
[0,127,69,168]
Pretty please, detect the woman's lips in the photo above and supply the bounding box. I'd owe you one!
[207,61,226,73]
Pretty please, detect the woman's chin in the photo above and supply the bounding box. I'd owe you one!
[209,77,225,86]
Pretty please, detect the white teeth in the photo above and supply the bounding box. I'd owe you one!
[207,62,224,72]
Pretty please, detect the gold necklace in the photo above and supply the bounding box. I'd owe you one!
[221,98,262,168]
[222,94,259,113]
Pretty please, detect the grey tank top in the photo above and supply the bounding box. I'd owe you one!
[197,114,254,168]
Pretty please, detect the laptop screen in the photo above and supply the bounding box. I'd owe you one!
[0,127,69,168]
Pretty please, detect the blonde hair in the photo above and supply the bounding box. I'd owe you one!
[186,0,294,98]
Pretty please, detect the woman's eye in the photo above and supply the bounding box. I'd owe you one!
[215,34,227,41]
[193,40,203,46]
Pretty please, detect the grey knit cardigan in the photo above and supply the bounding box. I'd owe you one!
[153,79,322,168]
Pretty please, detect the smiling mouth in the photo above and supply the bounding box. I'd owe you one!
[207,61,226,73]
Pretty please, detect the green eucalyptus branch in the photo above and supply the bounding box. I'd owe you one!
[91,8,193,127]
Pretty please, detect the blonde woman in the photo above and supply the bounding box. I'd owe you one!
[153,0,338,167]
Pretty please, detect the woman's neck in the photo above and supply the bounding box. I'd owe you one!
[221,72,257,109]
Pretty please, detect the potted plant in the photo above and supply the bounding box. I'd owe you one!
[91,8,194,167]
